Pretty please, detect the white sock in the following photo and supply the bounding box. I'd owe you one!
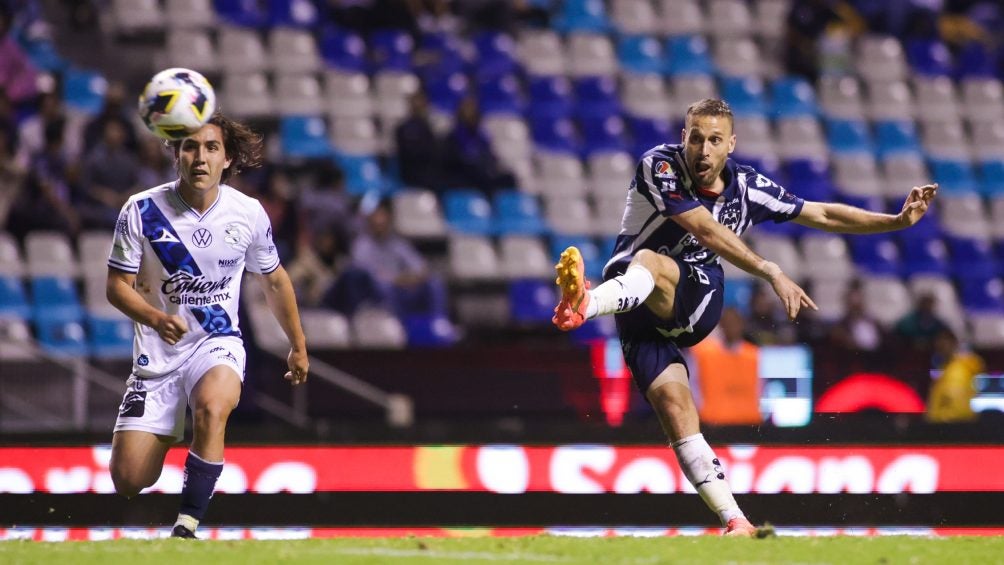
[672,433,745,525]
[585,265,655,319]
[174,513,199,532]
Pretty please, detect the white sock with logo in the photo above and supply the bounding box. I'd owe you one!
[672,433,745,525]
[585,265,655,319]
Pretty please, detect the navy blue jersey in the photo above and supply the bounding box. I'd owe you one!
[602,144,805,280]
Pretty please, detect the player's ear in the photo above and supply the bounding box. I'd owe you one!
[224,157,233,169]
[728,134,736,154]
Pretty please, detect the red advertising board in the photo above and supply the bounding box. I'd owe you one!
[2,445,1003,494]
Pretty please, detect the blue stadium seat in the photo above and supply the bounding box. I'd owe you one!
[723,278,754,315]
[425,71,469,114]
[280,116,334,159]
[979,160,1004,195]
[551,235,603,282]
[599,235,616,263]
[474,32,519,81]
[319,27,367,72]
[214,0,267,27]
[907,39,953,77]
[508,279,558,324]
[554,0,610,32]
[738,156,784,184]
[267,0,319,28]
[478,74,524,116]
[784,158,835,202]
[617,36,664,74]
[897,208,943,243]
[721,76,767,117]
[87,316,134,359]
[955,41,997,79]
[960,277,1004,312]
[665,36,714,76]
[30,277,83,323]
[531,116,581,155]
[901,236,950,277]
[848,234,901,276]
[574,76,621,120]
[443,189,494,235]
[62,68,107,115]
[930,159,978,194]
[527,76,574,120]
[369,29,414,72]
[403,314,459,347]
[493,191,547,235]
[947,236,999,281]
[580,116,628,157]
[771,77,819,117]
[34,319,88,357]
[826,119,873,155]
[0,276,30,320]
[874,121,921,157]
[335,154,388,196]
[416,31,467,82]
[25,39,68,72]
[629,116,672,157]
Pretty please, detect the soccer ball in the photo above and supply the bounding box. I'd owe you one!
[138,68,216,140]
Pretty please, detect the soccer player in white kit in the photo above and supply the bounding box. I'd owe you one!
[105,114,309,538]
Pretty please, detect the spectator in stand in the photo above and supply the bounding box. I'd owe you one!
[784,0,865,80]
[136,135,174,189]
[395,91,445,191]
[16,91,83,167]
[894,292,950,351]
[286,224,385,316]
[82,81,138,152]
[828,279,885,352]
[298,160,357,238]
[442,95,515,195]
[239,165,303,262]
[7,119,80,238]
[0,122,25,228]
[927,328,983,423]
[350,199,446,317]
[78,119,140,230]
[0,6,39,107]
[689,308,762,426]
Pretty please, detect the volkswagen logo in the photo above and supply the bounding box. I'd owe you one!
[192,228,213,248]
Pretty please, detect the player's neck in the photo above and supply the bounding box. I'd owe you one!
[177,182,219,214]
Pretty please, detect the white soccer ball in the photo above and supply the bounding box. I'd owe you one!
[138,67,216,140]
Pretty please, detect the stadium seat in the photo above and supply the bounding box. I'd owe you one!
[517,30,566,76]
[620,73,671,118]
[554,0,610,33]
[214,0,267,27]
[960,277,1004,313]
[369,30,414,72]
[335,154,387,195]
[166,0,216,29]
[478,74,525,116]
[484,115,532,167]
[629,116,673,158]
[218,25,269,73]
[671,75,718,118]
[866,80,915,121]
[444,190,494,235]
[849,234,901,276]
[159,30,220,72]
[785,159,835,202]
[923,118,971,164]
[771,76,819,118]
[62,68,107,115]
[588,152,635,198]
[861,276,913,327]
[874,121,921,158]
[800,234,855,282]
[0,232,24,277]
[831,153,881,200]
[947,236,999,281]
[618,36,664,75]
[969,314,1004,348]
[25,232,78,278]
[531,117,580,155]
[714,37,763,78]
[351,308,407,349]
[425,71,469,115]
[77,231,112,278]
[448,234,501,281]
[658,0,705,36]
[374,71,419,124]
[0,276,30,320]
[754,0,789,40]
[280,116,334,159]
[580,116,629,157]
[960,78,1004,121]
[566,33,618,77]
[707,0,752,36]
[535,152,587,198]
[750,234,803,281]
[527,76,574,120]
[980,161,1004,195]
[856,35,908,82]
[908,274,966,336]
[575,76,621,120]
[665,35,714,76]
[493,191,547,235]
[732,116,776,160]
[219,72,274,119]
[929,159,978,194]
[267,0,319,28]
[721,77,767,116]
[34,319,88,357]
[551,235,604,283]
[324,70,373,119]
[299,309,352,349]
[87,315,134,359]
[776,116,828,161]
[403,314,459,347]
[391,190,447,238]
[498,235,553,280]
[881,153,931,199]
[939,194,991,240]
[955,41,997,79]
[593,196,626,237]
[901,236,950,277]
[610,0,659,35]
[906,39,953,77]
[826,119,873,155]
[508,279,559,324]
[544,195,593,236]
[330,117,382,155]
[810,278,849,322]
[913,76,960,122]
[319,27,367,73]
[270,28,321,74]
[111,0,164,35]
[971,121,1004,161]
[818,75,865,120]
[415,31,467,82]
[274,73,324,116]
[474,32,519,82]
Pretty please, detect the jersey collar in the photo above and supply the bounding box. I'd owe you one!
[172,180,223,221]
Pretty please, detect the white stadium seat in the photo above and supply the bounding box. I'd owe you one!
[392,190,447,238]
[818,75,865,120]
[800,233,855,282]
[544,195,594,236]
[856,35,908,82]
[961,78,1004,121]
[861,275,912,327]
[518,30,566,76]
[220,72,274,119]
[300,309,352,349]
[498,236,553,279]
[610,0,659,35]
[274,73,324,116]
[449,235,501,281]
[269,28,322,74]
[25,231,78,278]
[567,33,618,77]
[166,0,216,29]
[218,26,269,73]
[658,0,705,36]
[352,308,406,349]
[324,70,374,119]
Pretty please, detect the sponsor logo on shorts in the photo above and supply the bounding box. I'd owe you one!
[119,391,147,418]
[218,351,238,365]
[137,354,149,366]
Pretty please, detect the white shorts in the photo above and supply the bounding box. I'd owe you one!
[113,336,246,441]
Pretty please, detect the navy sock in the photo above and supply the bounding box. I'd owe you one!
[179,450,223,523]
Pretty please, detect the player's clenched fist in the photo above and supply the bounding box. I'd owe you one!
[155,314,189,345]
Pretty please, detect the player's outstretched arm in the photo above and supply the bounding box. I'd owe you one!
[106,268,188,345]
[793,183,938,234]
[253,265,309,386]
[672,207,817,320]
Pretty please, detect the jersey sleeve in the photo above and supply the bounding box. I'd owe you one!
[245,203,281,274]
[635,154,702,217]
[746,172,804,224]
[107,200,144,273]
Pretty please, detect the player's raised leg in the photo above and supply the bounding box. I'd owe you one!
[172,366,242,539]
[110,431,174,498]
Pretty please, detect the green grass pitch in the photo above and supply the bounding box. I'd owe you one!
[3,535,1004,564]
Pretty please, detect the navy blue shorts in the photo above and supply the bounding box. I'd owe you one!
[613,258,725,393]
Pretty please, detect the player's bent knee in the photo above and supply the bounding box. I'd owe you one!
[193,401,234,428]
[110,467,153,498]
[648,385,693,421]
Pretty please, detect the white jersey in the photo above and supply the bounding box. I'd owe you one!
[109,181,279,378]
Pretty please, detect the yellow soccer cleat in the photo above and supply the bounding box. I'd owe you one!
[552,246,591,331]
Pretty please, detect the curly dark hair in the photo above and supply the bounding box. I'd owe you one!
[171,113,264,182]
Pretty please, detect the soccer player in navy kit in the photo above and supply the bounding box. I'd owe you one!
[106,114,310,538]
[553,99,937,536]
